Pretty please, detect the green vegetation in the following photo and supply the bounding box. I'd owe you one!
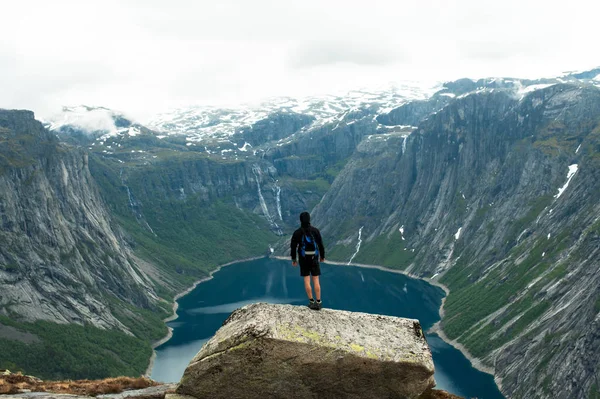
[590,384,600,399]
[108,300,170,343]
[129,199,273,276]
[0,123,60,174]
[0,317,152,380]
[505,195,553,245]
[442,237,549,340]
[453,191,468,220]
[0,136,38,172]
[533,137,566,156]
[462,301,550,358]
[327,243,356,263]
[588,122,600,163]
[532,120,576,156]
[0,262,19,272]
[354,231,417,269]
[89,154,274,283]
[323,158,349,182]
[441,195,577,359]
[284,177,331,196]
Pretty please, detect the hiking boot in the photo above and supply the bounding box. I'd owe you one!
[308,299,317,310]
[316,300,323,310]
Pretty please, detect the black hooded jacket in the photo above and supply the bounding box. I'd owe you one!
[290,212,325,261]
[290,226,325,261]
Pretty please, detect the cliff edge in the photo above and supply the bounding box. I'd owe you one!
[175,303,436,399]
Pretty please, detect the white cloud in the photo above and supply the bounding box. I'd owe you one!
[286,40,403,69]
[47,107,119,134]
[0,0,598,122]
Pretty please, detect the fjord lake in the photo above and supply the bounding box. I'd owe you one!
[151,257,504,399]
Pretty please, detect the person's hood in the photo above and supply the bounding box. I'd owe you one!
[300,212,311,228]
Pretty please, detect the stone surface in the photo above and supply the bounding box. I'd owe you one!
[164,394,195,399]
[417,389,463,399]
[0,384,176,399]
[177,303,435,399]
[97,384,176,399]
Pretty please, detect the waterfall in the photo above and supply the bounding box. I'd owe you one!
[120,169,156,236]
[252,165,282,235]
[347,226,364,265]
[126,186,135,210]
[252,166,273,223]
[120,170,136,211]
[273,181,283,221]
[144,221,156,236]
[402,135,407,155]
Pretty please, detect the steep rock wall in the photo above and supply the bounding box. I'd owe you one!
[311,84,600,398]
[0,110,160,330]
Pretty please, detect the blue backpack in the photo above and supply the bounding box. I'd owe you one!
[300,230,319,258]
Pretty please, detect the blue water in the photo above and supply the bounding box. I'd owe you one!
[152,258,504,399]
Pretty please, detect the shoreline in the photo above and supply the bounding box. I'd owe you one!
[273,256,500,385]
[144,255,265,378]
[146,254,503,394]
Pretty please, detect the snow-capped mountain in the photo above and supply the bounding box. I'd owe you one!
[144,68,600,144]
[44,68,600,163]
[146,82,440,142]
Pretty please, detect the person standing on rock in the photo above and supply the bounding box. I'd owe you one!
[291,211,325,310]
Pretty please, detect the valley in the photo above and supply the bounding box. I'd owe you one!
[1,68,599,398]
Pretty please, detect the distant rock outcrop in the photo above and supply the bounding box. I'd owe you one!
[176,303,435,399]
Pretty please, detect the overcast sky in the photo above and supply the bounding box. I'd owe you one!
[1,0,598,122]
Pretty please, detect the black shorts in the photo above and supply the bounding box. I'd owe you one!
[299,257,321,277]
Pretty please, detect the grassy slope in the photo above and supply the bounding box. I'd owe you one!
[0,294,172,379]
[0,316,155,380]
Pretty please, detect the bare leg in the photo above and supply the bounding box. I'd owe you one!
[312,276,321,301]
[303,276,313,299]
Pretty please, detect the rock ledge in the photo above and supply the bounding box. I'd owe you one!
[177,303,435,399]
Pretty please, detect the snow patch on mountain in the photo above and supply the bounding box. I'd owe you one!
[239,142,252,152]
[455,227,462,240]
[554,164,578,199]
[146,83,438,143]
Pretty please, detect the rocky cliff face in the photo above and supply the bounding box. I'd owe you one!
[233,112,315,147]
[0,110,161,330]
[311,83,600,398]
